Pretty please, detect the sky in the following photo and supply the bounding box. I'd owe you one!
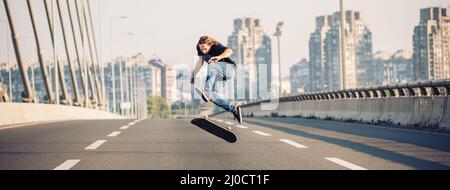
[1,0,449,76]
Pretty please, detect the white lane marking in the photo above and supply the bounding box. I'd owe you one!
[217,120,224,122]
[252,130,272,136]
[120,125,130,130]
[235,125,248,129]
[107,131,121,137]
[225,121,234,125]
[279,139,308,149]
[325,157,368,170]
[84,140,107,150]
[128,122,135,126]
[53,159,80,170]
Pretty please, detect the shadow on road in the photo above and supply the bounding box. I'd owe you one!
[246,118,450,170]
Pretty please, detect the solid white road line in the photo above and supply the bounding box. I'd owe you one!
[84,140,107,150]
[53,159,80,170]
[128,122,135,126]
[217,120,224,122]
[252,130,272,136]
[107,131,121,137]
[325,157,368,170]
[0,121,64,130]
[120,125,130,130]
[279,139,308,149]
[225,121,234,125]
[235,125,248,129]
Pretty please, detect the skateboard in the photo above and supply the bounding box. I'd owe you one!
[191,117,237,143]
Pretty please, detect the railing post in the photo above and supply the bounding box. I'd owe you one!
[372,88,379,98]
[357,91,363,98]
[429,82,440,96]
[363,89,370,98]
[386,86,395,97]
[396,84,406,97]
[406,88,415,96]
[381,90,387,97]
[350,91,357,98]
[431,87,440,96]
[418,84,427,96]
[445,81,450,95]
[333,92,339,99]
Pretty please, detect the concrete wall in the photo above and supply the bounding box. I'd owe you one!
[0,103,124,126]
[214,96,450,130]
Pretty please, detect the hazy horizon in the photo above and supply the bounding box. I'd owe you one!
[1,0,449,75]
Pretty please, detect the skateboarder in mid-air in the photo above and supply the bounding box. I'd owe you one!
[191,36,242,124]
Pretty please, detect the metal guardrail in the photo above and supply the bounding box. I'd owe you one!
[242,80,450,108]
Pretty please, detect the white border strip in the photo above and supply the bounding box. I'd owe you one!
[120,125,130,130]
[107,131,121,137]
[84,140,107,150]
[252,130,272,136]
[53,159,80,170]
[325,157,367,170]
[235,125,248,129]
[280,139,308,148]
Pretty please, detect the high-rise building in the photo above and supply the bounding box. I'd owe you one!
[309,11,373,92]
[373,50,414,85]
[227,18,272,102]
[280,75,291,96]
[174,67,192,103]
[373,51,391,85]
[413,7,450,81]
[148,58,176,104]
[309,15,332,92]
[165,66,176,104]
[290,58,310,95]
[389,50,414,84]
[323,11,373,90]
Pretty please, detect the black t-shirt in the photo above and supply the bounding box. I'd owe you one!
[196,43,236,64]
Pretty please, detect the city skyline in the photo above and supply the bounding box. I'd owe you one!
[1,0,449,77]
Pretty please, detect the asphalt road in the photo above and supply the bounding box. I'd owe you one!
[0,117,449,170]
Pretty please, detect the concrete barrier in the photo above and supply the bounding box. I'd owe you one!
[0,102,124,126]
[214,96,450,130]
[439,97,450,128]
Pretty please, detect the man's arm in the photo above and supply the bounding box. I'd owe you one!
[208,48,233,63]
[191,56,204,84]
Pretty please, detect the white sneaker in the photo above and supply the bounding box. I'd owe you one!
[195,87,210,102]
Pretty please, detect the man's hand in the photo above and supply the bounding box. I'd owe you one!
[208,56,222,63]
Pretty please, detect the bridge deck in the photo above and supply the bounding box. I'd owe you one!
[0,118,449,170]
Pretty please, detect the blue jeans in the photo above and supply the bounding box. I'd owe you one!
[204,62,236,113]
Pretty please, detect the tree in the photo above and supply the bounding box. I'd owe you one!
[147,95,170,118]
